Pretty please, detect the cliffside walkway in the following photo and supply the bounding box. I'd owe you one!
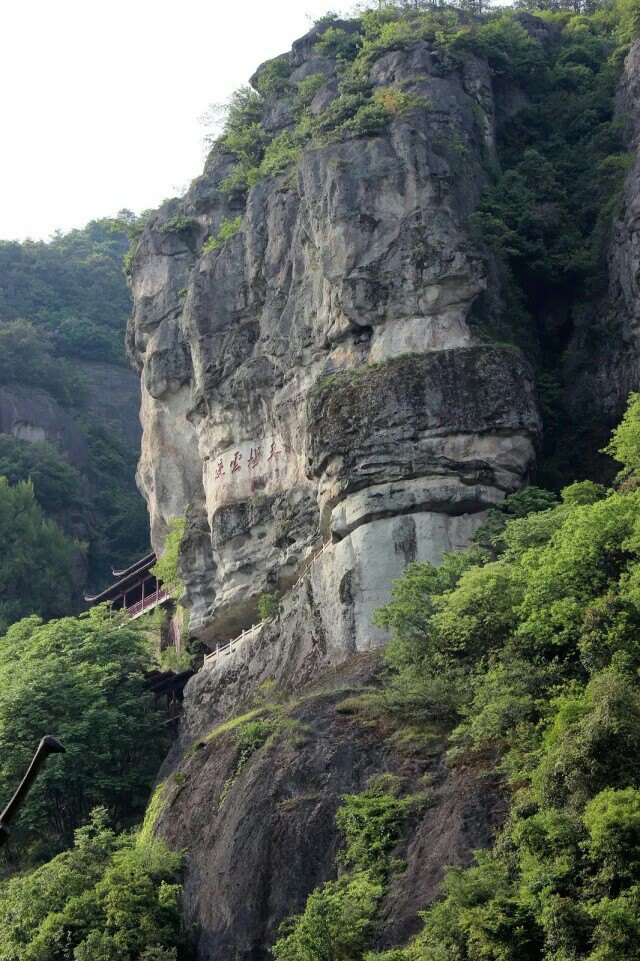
[203,539,334,671]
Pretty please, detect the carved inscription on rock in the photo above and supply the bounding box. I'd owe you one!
[204,436,302,512]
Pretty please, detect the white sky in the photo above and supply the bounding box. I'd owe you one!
[0,0,343,241]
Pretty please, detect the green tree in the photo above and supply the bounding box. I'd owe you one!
[0,607,168,857]
[604,390,640,478]
[0,809,186,961]
[0,435,83,517]
[0,477,81,634]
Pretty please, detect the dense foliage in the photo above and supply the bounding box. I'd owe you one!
[0,478,81,635]
[0,809,187,961]
[0,219,149,587]
[0,608,168,860]
[0,437,84,521]
[0,221,130,364]
[81,417,149,586]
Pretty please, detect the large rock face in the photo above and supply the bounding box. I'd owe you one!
[129,21,640,961]
[155,652,506,961]
[128,24,541,654]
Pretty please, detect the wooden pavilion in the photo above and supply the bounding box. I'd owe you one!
[84,551,170,619]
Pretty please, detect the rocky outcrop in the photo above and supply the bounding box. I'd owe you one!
[0,383,92,473]
[155,652,506,961]
[128,25,541,654]
[128,19,640,961]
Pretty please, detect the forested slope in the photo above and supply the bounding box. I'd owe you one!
[0,219,149,606]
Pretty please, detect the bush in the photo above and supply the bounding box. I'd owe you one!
[315,26,362,62]
[157,215,197,235]
[273,870,383,961]
[0,809,186,961]
[273,778,415,961]
[258,591,280,621]
[203,216,243,253]
[254,55,292,99]
[151,517,185,596]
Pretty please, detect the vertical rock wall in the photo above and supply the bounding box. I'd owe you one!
[128,23,541,656]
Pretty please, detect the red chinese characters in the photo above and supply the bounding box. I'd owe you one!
[215,439,290,482]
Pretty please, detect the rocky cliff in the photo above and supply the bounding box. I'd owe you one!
[129,15,640,961]
[128,19,541,654]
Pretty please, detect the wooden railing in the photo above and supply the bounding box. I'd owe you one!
[128,587,170,619]
[202,539,334,672]
[292,538,333,590]
[203,621,265,669]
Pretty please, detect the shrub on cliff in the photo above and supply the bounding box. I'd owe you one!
[273,777,423,961]
[151,517,186,597]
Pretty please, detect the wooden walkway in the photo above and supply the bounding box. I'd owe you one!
[203,539,333,670]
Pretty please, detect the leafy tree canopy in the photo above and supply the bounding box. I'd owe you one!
[0,809,186,961]
[0,607,168,859]
[0,477,81,635]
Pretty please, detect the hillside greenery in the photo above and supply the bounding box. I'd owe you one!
[0,220,131,364]
[0,218,149,589]
[0,607,169,863]
[0,809,187,961]
[0,478,82,635]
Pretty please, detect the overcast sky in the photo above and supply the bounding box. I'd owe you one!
[0,0,343,241]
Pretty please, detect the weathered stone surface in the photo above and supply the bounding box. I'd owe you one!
[155,652,506,961]
[71,361,142,449]
[129,30,540,650]
[0,383,91,472]
[306,348,539,529]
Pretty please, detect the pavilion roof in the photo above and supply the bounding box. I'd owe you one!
[84,550,157,604]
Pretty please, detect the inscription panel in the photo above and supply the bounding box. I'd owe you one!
[204,435,305,514]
